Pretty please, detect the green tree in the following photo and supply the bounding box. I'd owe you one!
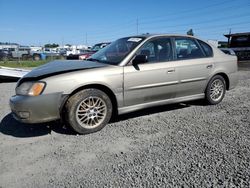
[44,43,59,48]
[187,29,194,36]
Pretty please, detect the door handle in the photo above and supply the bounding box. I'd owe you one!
[207,64,213,69]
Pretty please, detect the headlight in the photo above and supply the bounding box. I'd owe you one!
[16,81,46,96]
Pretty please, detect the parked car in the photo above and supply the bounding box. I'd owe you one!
[31,48,61,61]
[0,49,11,61]
[220,48,236,56]
[66,42,110,60]
[79,42,110,60]
[11,46,31,59]
[10,34,238,134]
[66,49,90,60]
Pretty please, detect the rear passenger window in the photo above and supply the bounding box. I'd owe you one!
[175,38,205,60]
[198,40,213,57]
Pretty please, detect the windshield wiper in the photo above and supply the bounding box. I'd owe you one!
[87,58,116,65]
[86,58,103,63]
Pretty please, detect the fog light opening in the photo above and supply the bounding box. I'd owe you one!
[18,111,30,119]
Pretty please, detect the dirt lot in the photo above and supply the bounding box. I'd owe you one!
[0,67,250,187]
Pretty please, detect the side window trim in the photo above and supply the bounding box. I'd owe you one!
[171,37,178,60]
[197,39,214,57]
[194,39,206,57]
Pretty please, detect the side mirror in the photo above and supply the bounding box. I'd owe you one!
[132,54,148,65]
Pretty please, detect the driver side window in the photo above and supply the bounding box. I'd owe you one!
[137,38,173,63]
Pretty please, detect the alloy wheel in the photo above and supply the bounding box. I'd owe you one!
[76,97,107,129]
[209,79,224,102]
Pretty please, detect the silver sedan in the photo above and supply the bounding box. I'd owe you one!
[10,34,238,134]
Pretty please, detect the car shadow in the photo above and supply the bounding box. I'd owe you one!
[0,100,206,138]
[0,114,75,138]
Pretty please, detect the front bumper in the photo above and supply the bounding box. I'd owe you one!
[9,92,66,124]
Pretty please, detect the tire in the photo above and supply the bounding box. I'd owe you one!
[33,54,41,61]
[22,54,28,60]
[65,89,112,134]
[59,55,65,60]
[1,56,8,61]
[205,75,226,105]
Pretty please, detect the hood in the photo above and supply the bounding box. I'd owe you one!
[22,60,108,80]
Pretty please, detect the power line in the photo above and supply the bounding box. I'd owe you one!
[63,1,250,44]
[66,0,248,41]
[140,13,250,31]
[137,0,235,22]
[139,4,250,26]
[136,18,139,35]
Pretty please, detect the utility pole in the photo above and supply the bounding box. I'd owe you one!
[228,28,231,47]
[136,18,139,35]
[85,33,88,45]
[61,37,64,47]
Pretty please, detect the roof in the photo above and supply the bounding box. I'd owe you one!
[224,32,250,38]
[127,33,197,39]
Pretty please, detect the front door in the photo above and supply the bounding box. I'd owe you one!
[123,37,179,106]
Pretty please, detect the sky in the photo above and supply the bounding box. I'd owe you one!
[0,0,249,46]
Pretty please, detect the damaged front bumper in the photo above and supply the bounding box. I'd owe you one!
[9,92,67,124]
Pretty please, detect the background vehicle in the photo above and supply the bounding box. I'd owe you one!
[0,49,11,61]
[66,49,90,60]
[224,32,250,61]
[10,46,30,60]
[30,48,61,61]
[79,42,110,60]
[10,34,238,134]
[66,42,110,60]
[220,48,236,56]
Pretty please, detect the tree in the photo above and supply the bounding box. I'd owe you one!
[44,43,59,48]
[187,29,194,36]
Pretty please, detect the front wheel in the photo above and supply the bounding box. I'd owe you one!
[205,75,226,105]
[65,89,112,134]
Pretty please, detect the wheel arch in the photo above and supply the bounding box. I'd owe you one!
[62,84,118,117]
[214,72,230,90]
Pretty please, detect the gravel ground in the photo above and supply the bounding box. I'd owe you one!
[0,67,250,187]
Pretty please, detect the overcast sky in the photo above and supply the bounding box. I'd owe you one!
[0,0,249,46]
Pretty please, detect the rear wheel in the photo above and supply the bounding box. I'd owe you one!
[205,75,226,105]
[22,54,29,60]
[1,56,8,61]
[65,89,112,134]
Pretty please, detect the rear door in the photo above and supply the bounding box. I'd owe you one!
[123,37,179,106]
[173,37,214,97]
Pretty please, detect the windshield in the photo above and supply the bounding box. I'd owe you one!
[91,44,102,51]
[89,37,145,65]
[91,43,109,51]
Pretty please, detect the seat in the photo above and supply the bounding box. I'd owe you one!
[178,49,188,59]
[140,49,150,58]
[189,48,203,58]
[158,45,170,61]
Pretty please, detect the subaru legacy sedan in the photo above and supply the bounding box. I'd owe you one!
[10,34,238,134]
